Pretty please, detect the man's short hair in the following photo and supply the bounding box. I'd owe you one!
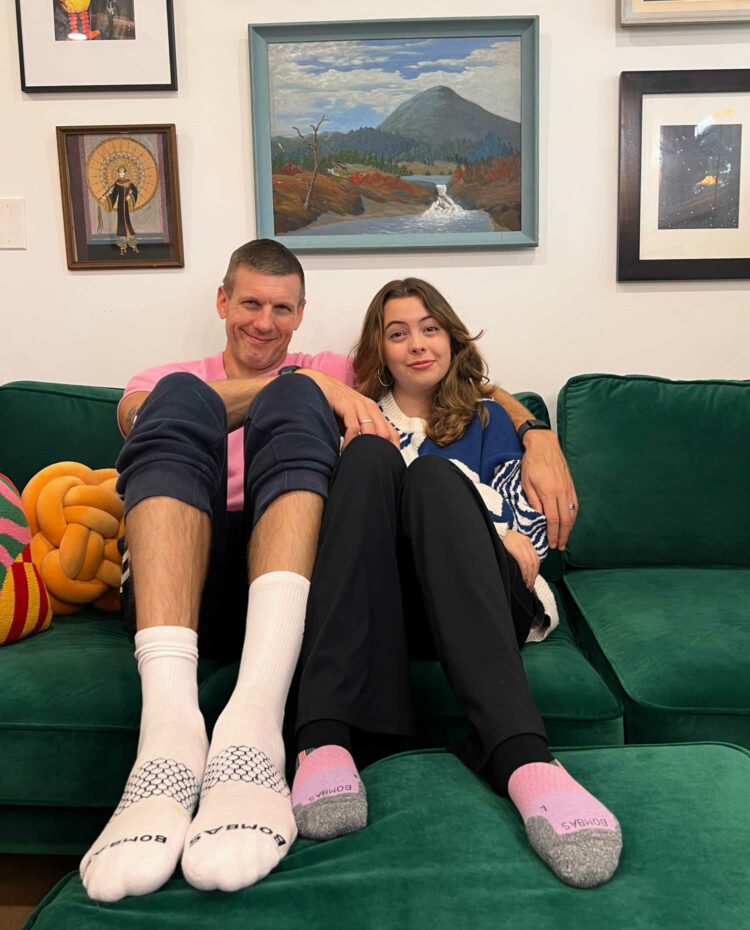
[222,239,305,303]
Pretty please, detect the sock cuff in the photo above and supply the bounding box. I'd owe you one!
[508,761,583,811]
[134,626,199,673]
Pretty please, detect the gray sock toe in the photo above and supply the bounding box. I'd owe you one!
[525,816,622,888]
[293,785,368,841]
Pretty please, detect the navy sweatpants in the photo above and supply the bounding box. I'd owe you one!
[115,371,340,660]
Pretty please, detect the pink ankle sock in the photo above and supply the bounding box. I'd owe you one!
[508,760,622,888]
[291,745,367,841]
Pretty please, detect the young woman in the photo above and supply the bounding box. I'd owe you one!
[290,279,621,888]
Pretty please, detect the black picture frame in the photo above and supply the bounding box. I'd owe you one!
[618,69,750,281]
[16,0,177,93]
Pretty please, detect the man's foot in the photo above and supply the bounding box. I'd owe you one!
[80,626,207,902]
[181,707,296,892]
[292,745,367,840]
[508,760,622,888]
[80,717,207,901]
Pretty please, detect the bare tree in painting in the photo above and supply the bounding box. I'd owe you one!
[292,115,327,213]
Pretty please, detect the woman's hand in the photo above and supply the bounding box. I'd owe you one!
[502,530,540,590]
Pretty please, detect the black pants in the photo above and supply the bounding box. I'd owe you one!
[115,371,341,661]
[296,435,548,773]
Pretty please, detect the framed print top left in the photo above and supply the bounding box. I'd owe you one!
[57,124,184,270]
[16,0,177,93]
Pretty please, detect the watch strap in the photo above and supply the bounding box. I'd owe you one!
[517,418,551,442]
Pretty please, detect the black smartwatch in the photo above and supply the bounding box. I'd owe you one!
[517,418,551,443]
[277,365,301,376]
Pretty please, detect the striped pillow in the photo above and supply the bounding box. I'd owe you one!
[0,474,52,644]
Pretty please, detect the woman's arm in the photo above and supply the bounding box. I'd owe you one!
[491,387,577,550]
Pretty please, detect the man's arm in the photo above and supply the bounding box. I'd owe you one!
[491,387,578,550]
[118,373,398,448]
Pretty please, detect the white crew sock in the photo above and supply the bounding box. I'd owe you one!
[181,571,308,892]
[80,626,208,902]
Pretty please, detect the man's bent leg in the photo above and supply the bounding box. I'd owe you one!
[81,373,227,901]
[183,375,339,892]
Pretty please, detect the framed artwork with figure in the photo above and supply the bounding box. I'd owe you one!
[16,0,177,92]
[56,124,184,270]
[617,70,750,280]
[248,17,539,252]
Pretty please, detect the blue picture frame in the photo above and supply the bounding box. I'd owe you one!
[248,17,539,252]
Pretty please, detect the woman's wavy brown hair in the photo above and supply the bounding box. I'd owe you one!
[352,278,495,446]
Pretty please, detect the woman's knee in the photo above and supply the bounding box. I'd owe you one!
[339,434,405,479]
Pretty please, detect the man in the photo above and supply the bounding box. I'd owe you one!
[79,239,577,901]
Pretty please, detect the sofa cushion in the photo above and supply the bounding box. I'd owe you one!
[557,374,750,568]
[25,743,750,929]
[0,382,123,494]
[565,568,750,747]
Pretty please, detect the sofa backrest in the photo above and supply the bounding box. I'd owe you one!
[558,373,750,569]
[0,381,124,493]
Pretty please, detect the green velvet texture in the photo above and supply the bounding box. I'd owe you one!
[0,610,223,810]
[566,568,750,747]
[0,382,124,492]
[0,805,110,856]
[25,744,750,929]
[410,596,623,749]
[557,374,750,568]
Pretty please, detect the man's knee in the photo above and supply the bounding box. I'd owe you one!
[247,373,329,427]
[144,372,225,420]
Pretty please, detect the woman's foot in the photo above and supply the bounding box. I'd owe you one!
[508,760,622,888]
[291,745,367,840]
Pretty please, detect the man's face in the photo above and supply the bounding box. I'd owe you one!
[217,266,305,378]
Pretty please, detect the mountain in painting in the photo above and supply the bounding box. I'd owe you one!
[378,85,520,150]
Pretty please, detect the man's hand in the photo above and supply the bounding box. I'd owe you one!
[502,529,540,589]
[297,370,399,449]
[520,430,578,550]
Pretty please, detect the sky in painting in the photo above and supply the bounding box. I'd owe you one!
[267,36,520,136]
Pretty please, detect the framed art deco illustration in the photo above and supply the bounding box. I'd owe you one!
[621,1,750,25]
[56,124,184,270]
[16,0,177,93]
[248,17,539,252]
[618,70,750,281]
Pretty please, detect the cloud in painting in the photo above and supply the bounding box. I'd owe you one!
[267,36,520,136]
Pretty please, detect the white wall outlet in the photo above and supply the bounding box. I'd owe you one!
[0,198,27,249]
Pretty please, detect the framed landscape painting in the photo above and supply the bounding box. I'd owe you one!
[621,0,750,25]
[617,70,750,280]
[248,17,539,252]
[56,124,184,270]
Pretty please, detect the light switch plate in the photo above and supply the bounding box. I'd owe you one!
[0,198,27,249]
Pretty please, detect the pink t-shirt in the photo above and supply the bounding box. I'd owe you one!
[119,350,354,511]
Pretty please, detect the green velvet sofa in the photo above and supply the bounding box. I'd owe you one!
[0,380,622,858]
[7,377,750,928]
[558,373,750,749]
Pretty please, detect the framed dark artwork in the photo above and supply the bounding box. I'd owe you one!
[621,0,750,24]
[16,0,177,93]
[56,124,184,270]
[618,70,750,281]
[248,17,539,252]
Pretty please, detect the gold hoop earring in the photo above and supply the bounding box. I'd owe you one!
[377,368,393,388]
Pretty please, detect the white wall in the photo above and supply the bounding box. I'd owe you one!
[1,0,748,420]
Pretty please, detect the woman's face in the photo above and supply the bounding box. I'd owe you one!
[381,295,452,400]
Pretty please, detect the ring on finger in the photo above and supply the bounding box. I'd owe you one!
[359,418,374,425]
[568,503,576,510]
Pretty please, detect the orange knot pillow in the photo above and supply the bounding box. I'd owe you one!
[22,463,124,615]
